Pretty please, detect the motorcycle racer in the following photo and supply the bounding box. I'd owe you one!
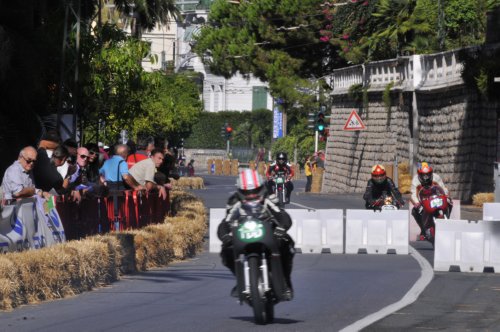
[217,169,295,300]
[266,152,294,204]
[363,164,404,210]
[410,162,453,240]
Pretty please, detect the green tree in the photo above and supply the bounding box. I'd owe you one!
[133,72,203,143]
[81,25,157,143]
[113,0,180,38]
[194,0,338,120]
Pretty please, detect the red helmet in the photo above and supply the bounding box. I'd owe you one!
[371,164,386,185]
[417,162,433,186]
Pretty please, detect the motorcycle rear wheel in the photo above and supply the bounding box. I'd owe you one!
[249,256,273,324]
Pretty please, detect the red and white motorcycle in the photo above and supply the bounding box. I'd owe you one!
[418,185,450,245]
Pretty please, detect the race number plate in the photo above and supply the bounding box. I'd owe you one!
[237,220,265,242]
[276,177,284,184]
[430,197,443,208]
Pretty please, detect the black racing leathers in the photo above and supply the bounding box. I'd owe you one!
[217,193,295,289]
[363,177,404,209]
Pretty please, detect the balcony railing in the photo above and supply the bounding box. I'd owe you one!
[330,48,469,95]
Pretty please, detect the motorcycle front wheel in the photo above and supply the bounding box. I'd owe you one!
[249,256,273,324]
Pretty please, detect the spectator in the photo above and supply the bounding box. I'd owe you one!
[158,145,179,183]
[57,138,78,179]
[38,130,61,158]
[304,155,316,192]
[316,151,325,169]
[99,144,143,191]
[98,142,110,161]
[129,148,167,200]
[126,138,148,168]
[1,146,50,201]
[84,143,101,182]
[187,159,195,177]
[33,144,70,194]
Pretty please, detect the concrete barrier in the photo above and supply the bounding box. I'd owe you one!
[483,203,500,220]
[345,209,409,254]
[434,219,500,273]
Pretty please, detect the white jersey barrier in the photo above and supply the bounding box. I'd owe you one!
[209,208,344,254]
[345,209,409,255]
[434,219,500,273]
[483,203,500,220]
[209,208,226,253]
[408,200,461,241]
[288,209,343,254]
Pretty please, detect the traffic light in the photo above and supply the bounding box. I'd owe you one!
[307,112,316,132]
[316,111,326,135]
[225,124,233,139]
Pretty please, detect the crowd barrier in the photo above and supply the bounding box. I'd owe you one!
[57,190,170,240]
[0,190,171,251]
[434,219,500,273]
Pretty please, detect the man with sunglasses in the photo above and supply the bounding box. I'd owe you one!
[1,146,50,202]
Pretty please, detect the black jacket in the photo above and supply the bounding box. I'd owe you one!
[363,177,403,209]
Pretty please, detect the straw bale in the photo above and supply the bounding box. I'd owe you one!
[11,245,80,303]
[170,177,205,190]
[140,224,175,267]
[0,189,208,311]
[472,193,494,207]
[0,257,19,310]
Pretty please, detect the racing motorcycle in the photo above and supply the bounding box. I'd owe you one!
[418,184,450,245]
[231,204,289,325]
[369,191,402,211]
[272,172,287,208]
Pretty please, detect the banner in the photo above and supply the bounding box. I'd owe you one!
[273,106,283,139]
[0,197,66,253]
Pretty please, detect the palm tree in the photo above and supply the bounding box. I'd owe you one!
[368,0,432,57]
[113,0,180,39]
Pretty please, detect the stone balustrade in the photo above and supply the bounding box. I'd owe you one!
[330,49,467,94]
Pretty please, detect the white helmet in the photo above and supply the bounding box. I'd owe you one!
[236,169,266,201]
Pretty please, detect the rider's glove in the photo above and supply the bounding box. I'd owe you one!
[414,203,423,214]
[221,233,232,246]
[273,227,287,239]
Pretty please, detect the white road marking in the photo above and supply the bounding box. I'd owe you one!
[288,202,316,210]
[339,246,434,331]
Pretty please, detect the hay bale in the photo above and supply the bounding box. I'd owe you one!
[0,257,19,310]
[399,174,412,194]
[472,192,494,207]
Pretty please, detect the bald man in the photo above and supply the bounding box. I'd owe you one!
[1,146,49,200]
[99,144,144,191]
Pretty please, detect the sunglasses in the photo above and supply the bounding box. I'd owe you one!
[22,156,37,164]
[89,151,97,155]
[79,155,88,159]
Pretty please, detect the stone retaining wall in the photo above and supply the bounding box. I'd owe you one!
[324,86,498,201]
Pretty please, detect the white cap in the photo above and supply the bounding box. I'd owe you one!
[98,142,104,148]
